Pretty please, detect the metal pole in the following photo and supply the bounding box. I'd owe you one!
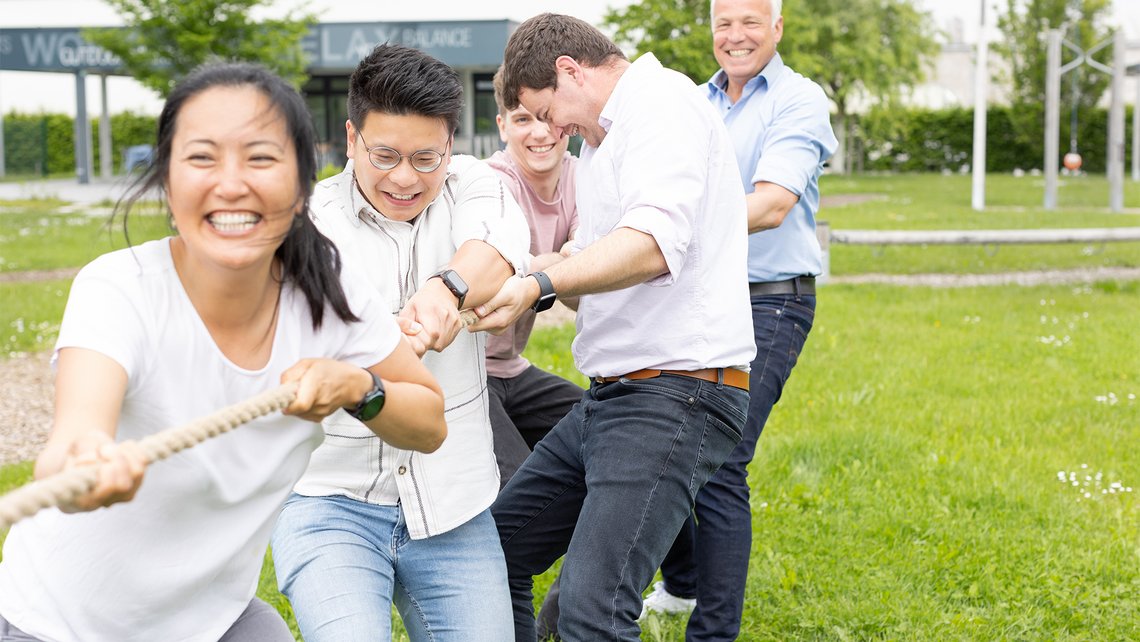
[1044,30,1062,210]
[1133,76,1139,182]
[74,70,89,185]
[0,101,6,180]
[970,0,988,211]
[1108,31,1124,212]
[100,75,112,179]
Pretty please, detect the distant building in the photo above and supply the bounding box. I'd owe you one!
[0,20,515,180]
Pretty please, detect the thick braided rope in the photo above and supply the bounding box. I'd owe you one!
[0,382,298,531]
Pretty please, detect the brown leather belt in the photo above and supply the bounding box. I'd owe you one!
[749,276,815,296]
[594,367,749,391]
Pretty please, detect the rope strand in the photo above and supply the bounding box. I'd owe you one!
[0,382,298,531]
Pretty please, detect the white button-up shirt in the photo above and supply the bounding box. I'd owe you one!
[296,155,530,539]
[570,53,756,377]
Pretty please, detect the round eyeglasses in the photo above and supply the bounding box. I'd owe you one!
[356,131,448,173]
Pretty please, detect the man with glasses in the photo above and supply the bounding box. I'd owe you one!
[271,43,529,641]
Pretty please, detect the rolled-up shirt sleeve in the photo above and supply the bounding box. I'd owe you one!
[612,101,716,287]
[448,157,531,275]
[752,82,836,196]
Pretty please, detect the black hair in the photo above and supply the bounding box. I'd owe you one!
[116,61,358,329]
[347,43,463,135]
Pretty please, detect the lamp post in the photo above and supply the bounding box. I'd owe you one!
[971,0,988,211]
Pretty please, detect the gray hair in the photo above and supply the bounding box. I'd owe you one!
[710,0,782,22]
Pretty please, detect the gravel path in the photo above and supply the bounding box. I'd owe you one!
[0,268,1135,467]
[0,352,53,466]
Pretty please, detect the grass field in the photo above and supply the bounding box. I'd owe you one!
[820,174,1140,276]
[522,282,1140,641]
[0,200,170,273]
[0,173,1138,639]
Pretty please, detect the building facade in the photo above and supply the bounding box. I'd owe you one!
[0,20,514,180]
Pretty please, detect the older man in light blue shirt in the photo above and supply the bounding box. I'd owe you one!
[642,0,838,640]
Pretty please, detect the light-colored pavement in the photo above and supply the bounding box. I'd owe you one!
[0,176,140,205]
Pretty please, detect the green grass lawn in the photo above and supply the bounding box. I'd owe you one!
[0,200,170,273]
[1,175,1139,639]
[523,281,1140,640]
[821,174,1140,276]
[0,280,71,357]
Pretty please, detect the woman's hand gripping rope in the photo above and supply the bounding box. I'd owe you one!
[0,383,300,531]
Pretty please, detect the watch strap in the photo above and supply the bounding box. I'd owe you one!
[430,269,467,310]
[530,271,556,313]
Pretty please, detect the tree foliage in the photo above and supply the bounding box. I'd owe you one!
[603,0,937,112]
[83,0,316,98]
[779,0,938,133]
[995,0,1114,109]
[601,0,939,172]
[602,0,719,84]
[994,0,1115,159]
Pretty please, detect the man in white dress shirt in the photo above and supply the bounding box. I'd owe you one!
[469,13,756,642]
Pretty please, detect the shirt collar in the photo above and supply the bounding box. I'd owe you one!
[706,51,785,101]
[598,52,662,134]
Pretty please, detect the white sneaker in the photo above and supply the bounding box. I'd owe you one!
[638,581,696,620]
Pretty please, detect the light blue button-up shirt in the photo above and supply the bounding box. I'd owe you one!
[705,53,838,283]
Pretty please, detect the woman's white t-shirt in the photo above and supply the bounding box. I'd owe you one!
[0,238,399,642]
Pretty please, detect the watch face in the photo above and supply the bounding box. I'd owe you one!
[436,269,468,308]
[444,270,468,297]
[351,372,386,422]
[356,393,386,422]
[533,293,556,313]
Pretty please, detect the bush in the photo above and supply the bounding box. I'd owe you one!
[2,111,157,177]
[855,104,1134,174]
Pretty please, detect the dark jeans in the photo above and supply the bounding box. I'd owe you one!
[492,373,749,642]
[489,365,584,488]
[660,294,815,642]
[488,365,583,639]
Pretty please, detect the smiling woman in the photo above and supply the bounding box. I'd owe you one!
[0,62,446,642]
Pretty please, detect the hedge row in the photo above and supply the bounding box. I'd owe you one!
[4,105,1134,177]
[854,104,1136,174]
[2,111,157,176]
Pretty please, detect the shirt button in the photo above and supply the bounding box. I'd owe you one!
[398,466,407,475]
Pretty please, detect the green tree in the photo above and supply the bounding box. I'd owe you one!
[779,0,938,173]
[994,0,1114,161]
[602,0,718,85]
[601,0,939,173]
[83,0,317,97]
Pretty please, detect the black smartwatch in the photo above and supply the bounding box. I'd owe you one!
[530,271,556,313]
[429,268,469,309]
[346,370,386,422]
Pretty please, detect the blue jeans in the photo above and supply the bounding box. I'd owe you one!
[271,495,512,642]
[660,294,815,642]
[492,373,749,642]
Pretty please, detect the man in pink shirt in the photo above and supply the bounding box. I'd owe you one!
[484,69,582,486]
[484,69,583,640]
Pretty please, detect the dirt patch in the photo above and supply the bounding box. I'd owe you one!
[829,266,1140,287]
[0,351,53,466]
[0,268,79,284]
